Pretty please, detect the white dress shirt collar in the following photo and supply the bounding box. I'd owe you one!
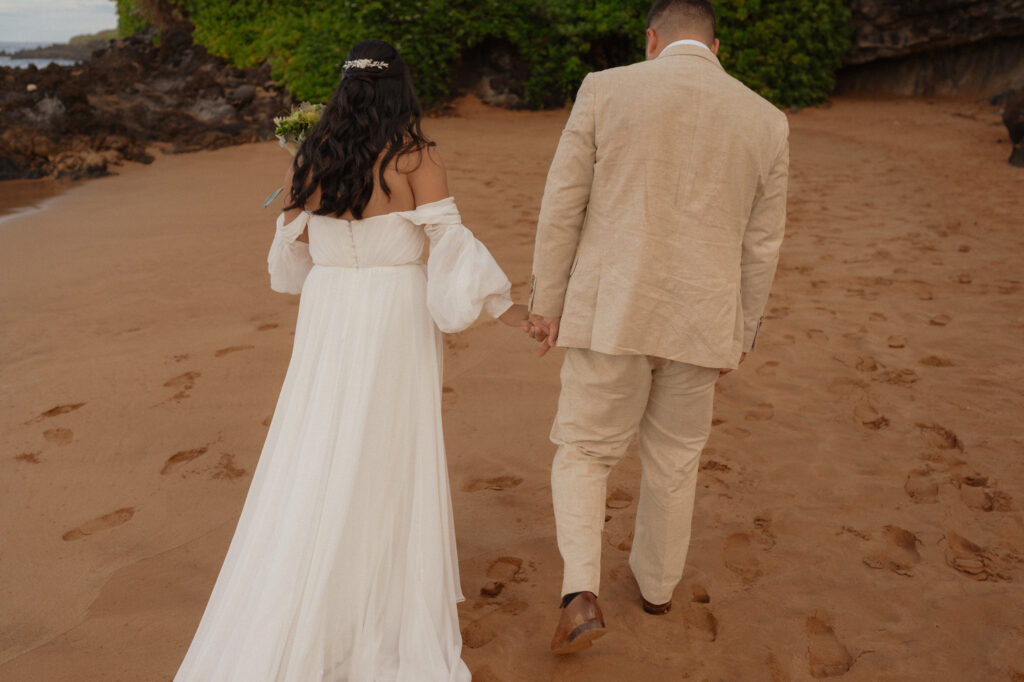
[659,39,711,56]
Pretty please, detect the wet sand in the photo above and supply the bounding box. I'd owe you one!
[1,95,1022,681]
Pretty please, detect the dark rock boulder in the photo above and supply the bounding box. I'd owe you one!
[1004,89,1024,167]
[842,1,1024,97]
[0,21,293,181]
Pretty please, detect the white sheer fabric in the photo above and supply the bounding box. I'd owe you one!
[175,198,512,682]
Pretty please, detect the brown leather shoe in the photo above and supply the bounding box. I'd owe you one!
[550,592,607,654]
[642,598,672,615]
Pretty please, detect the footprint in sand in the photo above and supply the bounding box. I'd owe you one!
[904,468,940,503]
[461,599,528,649]
[606,488,633,510]
[886,335,907,349]
[160,447,209,475]
[723,533,763,583]
[806,329,829,344]
[745,403,775,422]
[862,525,921,577]
[951,472,1013,512]
[756,361,779,377]
[261,415,273,427]
[210,453,246,480]
[43,428,74,445]
[869,312,887,322]
[463,476,523,493]
[442,386,457,410]
[684,604,718,642]
[806,613,853,678]
[62,507,136,541]
[916,423,963,451]
[164,371,201,402]
[854,356,878,373]
[444,337,469,352]
[15,452,41,464]
[943,531,1012,582]
[257,323,279,332]
[929,314,952,327]
[215,345,255,358]
[919,356,955,367]
[876,369,919,387]
[853,404,889,431]
[25,402,86,425]
[827,377,868,397]
[956,272,972,284]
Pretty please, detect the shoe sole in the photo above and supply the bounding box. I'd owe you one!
[642,602,672,615]
[551,621,608,655]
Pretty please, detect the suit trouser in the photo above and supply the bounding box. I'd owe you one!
[551,348,719,605]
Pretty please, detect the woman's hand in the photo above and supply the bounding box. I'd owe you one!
[498,303,531,333]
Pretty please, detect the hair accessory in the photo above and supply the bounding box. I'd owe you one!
[343,59,389,71]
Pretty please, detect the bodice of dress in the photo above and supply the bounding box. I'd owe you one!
[307,214,425,269]
[268,197,514,333]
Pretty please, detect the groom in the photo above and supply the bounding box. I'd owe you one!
[528,0,789,653]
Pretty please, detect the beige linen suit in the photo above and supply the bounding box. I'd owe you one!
[530,44,789,604]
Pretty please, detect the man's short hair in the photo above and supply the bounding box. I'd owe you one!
[647,0,716,38]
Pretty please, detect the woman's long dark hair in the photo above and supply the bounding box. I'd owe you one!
[285,40,432,219]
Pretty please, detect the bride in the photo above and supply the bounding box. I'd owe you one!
[175,40,529,681]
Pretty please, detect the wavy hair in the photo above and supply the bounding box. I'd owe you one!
[285,40,432,219]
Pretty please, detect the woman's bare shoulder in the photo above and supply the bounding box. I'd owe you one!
[398,144,448,205]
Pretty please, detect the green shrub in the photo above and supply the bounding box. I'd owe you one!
[114,0,851,108]
[115,0,150,37]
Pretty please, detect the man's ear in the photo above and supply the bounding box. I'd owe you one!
[645,28,659,61]
[710,38,720,56]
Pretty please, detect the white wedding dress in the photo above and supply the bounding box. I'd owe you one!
[175,197,512,682]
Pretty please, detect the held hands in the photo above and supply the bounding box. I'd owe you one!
[498,305,560,357]
[527,314,560,357]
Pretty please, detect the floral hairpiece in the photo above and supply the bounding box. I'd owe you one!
[343,59,389,70]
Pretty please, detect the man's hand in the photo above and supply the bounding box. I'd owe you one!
[719,353,747,376]
[529,314,561,357]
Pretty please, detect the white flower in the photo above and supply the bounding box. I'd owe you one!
[343,59,388,70]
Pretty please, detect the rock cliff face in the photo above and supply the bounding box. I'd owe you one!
[0,23,292,181]
[1004,90,1024,167]
[841,1,1024,96]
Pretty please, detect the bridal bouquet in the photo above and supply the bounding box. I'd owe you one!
[273,102,323,156]
[266,102,323,206]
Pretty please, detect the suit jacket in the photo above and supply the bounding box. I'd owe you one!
[529,43,789,369]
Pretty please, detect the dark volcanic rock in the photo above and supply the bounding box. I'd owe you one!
[0,22,293,180]
[847,0,1024,65]
[842,1,1024,97]
[1004,89,1024,167]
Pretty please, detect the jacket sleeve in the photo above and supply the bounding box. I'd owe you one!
[740,129,789,351]
[529,73,597,317]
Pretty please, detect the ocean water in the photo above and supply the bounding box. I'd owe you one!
[0,41,79,69]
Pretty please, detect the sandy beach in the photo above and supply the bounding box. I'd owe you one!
[1,95,1022,681]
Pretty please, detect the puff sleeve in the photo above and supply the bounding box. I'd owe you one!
[268,211,314,294]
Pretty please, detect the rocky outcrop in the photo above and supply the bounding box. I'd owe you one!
[1004,89,1024,167]
[841,1,1024,97]
[846,0,1024,65]
[0,22,292,180]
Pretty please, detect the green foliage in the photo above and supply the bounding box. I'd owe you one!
[69,29,119,46]
[717,0,853,107]
[113,0,852,108]
[115,0,149,37]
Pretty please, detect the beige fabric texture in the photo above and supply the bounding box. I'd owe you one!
[551,349,718,604]
[530,44,790,369]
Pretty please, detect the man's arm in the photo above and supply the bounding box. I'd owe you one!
[529,73,598,318]
[741,130,789,352]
